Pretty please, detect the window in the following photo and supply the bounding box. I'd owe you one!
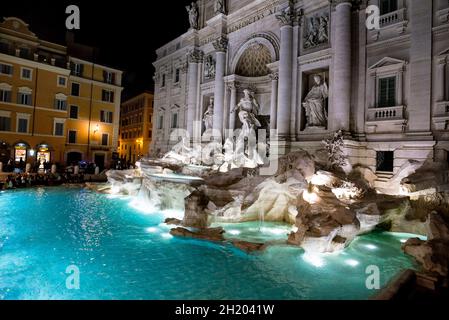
[171,113,178,128]
[161,74,166,87]
[0,64,13,76]
[158,115,164,129]
[21,68,32,80]
[54,121,64,136]
[17,118,28,133]
[378,77,396,107]
[101,133,109,146]
[18,92,32,105]
[68,130,77,144]
[0,42,9,53]
[19,48,30,59]
[148,130,152,138]
[55,98,67,111]
[0,116,11,131]
[69,105,79,119]
[0,89,11,102]
[71,63,83,77]
[380,0,398,15]
[58,76,67,87]
[100,110,113,123]
[71,83,80,96]
[376,151,394,172]
[101,90,114,103]
[174,69,180,83]
[103,71,115,84]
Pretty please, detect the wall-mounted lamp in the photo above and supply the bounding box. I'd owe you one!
[29,149,35,157]
[93,124,100,134]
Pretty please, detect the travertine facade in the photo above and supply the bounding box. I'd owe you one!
[152,0,449,186]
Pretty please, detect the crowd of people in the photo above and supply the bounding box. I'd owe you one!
[0,172,89,190]
[0,156,135,191]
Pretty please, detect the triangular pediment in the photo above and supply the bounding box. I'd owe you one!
[369,57,407,70]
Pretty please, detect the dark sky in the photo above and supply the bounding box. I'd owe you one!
[2,0,193,99]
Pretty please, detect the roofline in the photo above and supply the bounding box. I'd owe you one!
[121,92,154,105]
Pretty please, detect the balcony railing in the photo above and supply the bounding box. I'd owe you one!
[379,8,406,28]
[367,106,405,122]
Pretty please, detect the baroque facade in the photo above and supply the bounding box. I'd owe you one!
[152,0,449,187]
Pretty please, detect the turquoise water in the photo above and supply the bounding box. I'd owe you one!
[0,187,420,300]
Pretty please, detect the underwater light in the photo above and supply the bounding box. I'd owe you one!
[345,259,360,267]
[161,233,173,239]
[365,244,378,250]
[228,230,241,236]
[146,227,159,233]
[303,252,325,268]
[400,239,407,244]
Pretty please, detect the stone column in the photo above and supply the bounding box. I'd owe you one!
[436,57,447,102]
[276,12,294,139]
[228,82,237,130]
[290,20,300,140]
[397,69,404,106]
[186,49,203,137]
[269,73,279,130]
[332,0,352,131]
[223,84,230,132]
[212,37,228,138]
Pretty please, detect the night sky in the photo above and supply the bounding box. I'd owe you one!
[2,0,193,99]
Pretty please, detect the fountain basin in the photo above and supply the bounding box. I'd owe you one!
[0,187,421,300]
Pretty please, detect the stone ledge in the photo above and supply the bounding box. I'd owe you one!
[169,226,267,253]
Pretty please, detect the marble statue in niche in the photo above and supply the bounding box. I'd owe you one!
[186,2,199,30]
[304,14,329,49]
[204,55,216,80]
[230,89,264,168]
[232,89,262,137]
[302,75,329,129]
[203,97,214,130]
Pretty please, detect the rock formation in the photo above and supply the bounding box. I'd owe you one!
[402,212,449,277]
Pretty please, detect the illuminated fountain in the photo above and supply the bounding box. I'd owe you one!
[100,126,449,290]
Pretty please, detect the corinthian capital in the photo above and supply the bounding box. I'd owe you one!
[276,0,302,27]
[276,7,294,26]
[187,49,204,63]
[212,37,228,52]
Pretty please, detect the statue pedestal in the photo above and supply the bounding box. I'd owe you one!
[304,126,327,132]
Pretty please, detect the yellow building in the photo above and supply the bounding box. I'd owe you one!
[119,92,153,163]
[0,17,123,171]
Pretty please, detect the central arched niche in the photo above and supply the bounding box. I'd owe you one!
[235,43,272,77]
